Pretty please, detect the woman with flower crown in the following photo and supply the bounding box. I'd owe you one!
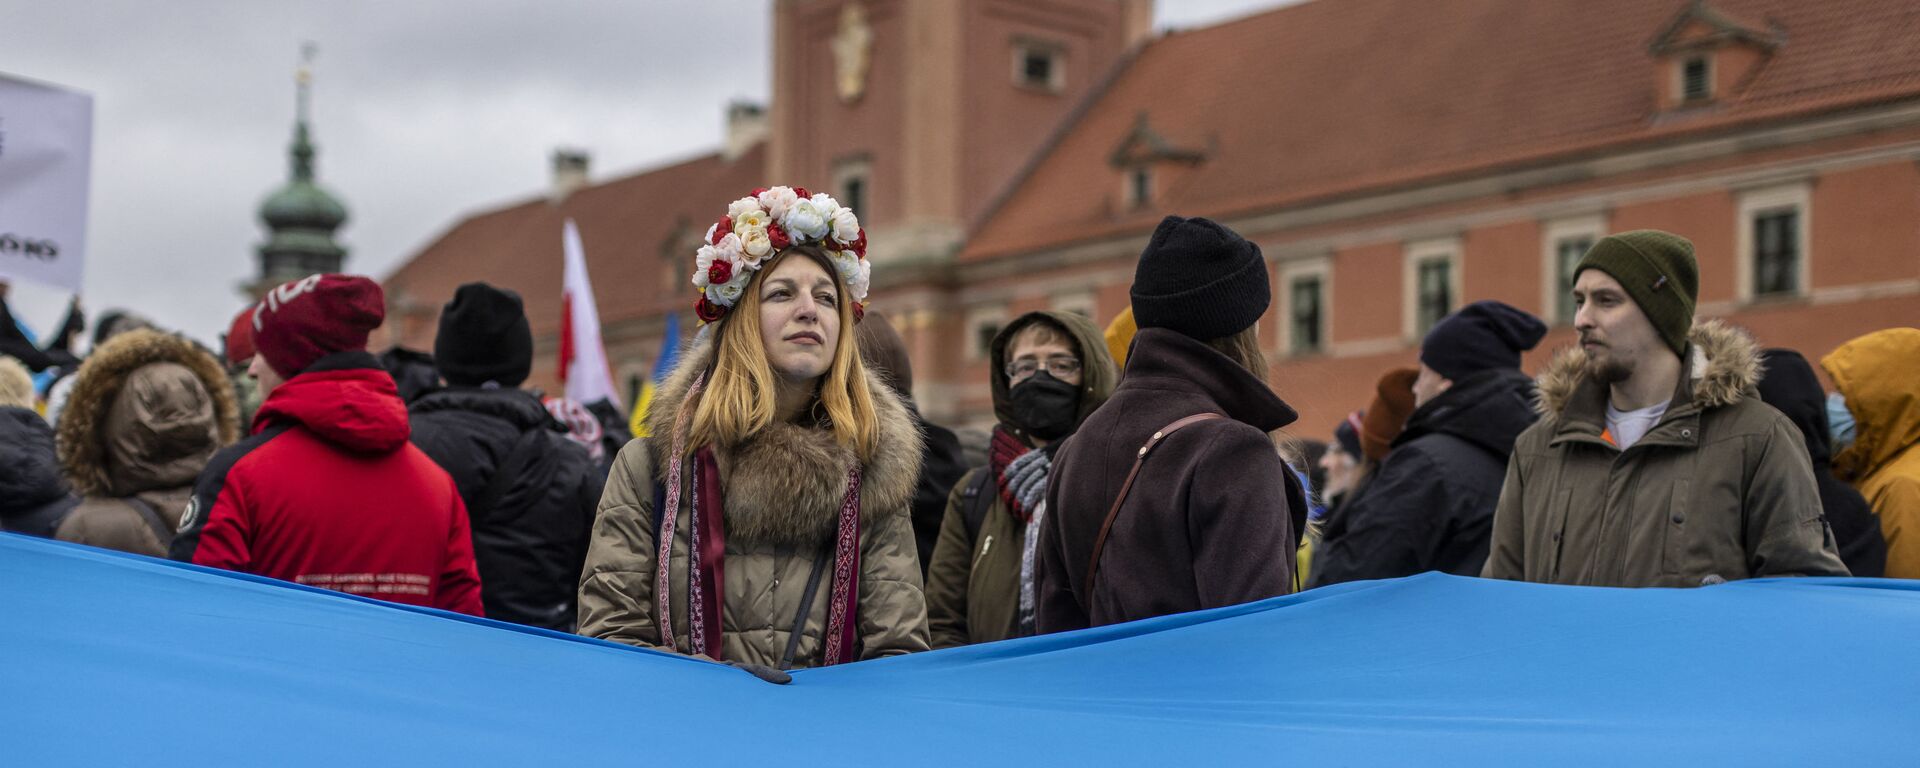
[578,186,930,675]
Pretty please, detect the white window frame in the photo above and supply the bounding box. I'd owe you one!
[1011,38,1066,93]
[1736,182,1812,303]
[831,156,873,219]
[1122,164,1154,209]
[1278,256,1332,357]
[1403,237,1464,341]
[1540,214,1607,327]
[1050,289,1097,319]
[965,304,1008,362]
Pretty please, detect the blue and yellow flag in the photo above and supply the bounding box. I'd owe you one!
[629,312,682,437]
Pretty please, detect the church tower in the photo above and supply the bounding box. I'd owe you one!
[248,44,349,298]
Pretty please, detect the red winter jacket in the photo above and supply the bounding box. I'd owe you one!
[170,353,483,616]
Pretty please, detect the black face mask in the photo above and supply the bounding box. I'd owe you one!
[1009,370,1081,441]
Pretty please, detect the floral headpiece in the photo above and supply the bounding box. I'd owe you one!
[691,185,870,324]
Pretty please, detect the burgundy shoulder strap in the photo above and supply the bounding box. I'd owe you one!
[1084,413,1225,597]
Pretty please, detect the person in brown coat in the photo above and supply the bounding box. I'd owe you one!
[1482,231,1845,586]
[578,187,928,678]
[1036,215,1305,632]
[53,329,240,556]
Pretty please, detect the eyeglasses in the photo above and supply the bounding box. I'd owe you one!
[1006,356,1083,383]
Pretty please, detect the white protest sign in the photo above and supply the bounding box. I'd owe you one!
[0,73,93,293]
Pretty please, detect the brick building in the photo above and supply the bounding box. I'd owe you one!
[381,0,1920,439]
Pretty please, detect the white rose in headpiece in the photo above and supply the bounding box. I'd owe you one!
[853,258,872,301]
[734,209,769,233]
[757,187,799,220]
[783,200,830,241]
[703,223,718,244]
[808,193,841,220]
[715,281,745,305]
[713,232,744,261]
[832,251,861,282]
[727,197,762,220]
[829,208,860,243]
[741,228,772,260]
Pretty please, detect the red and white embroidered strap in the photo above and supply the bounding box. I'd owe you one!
[822,466,864,665]
[655,373,707,655]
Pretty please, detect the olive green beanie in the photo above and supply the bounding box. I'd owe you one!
[1574,230,1698,356]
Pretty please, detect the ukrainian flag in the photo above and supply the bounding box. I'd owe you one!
[629,312,682,438]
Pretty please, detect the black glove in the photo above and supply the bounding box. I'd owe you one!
[725,661,792,685]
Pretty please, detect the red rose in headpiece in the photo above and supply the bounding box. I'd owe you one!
[710,216,733,245]
[767,225,792,251]
[695,296,727,323]
[751,187,769,197]
[852,301,866,323]
[707,260,733,285]
[792,186,810,200]
[850,228,867,258]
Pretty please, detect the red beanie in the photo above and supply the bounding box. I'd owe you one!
[224,305,257,366]
[251,274,385,377]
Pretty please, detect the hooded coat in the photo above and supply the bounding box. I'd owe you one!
[1036,328,1305,632]
[1755,349,1885,577]
[1482,322,1848,586]
[170,351,484,616]
[411,387,604,630]
[577,332,931,668]
[0,407,78,537]
[1309,367,1537,587]
[52,330,239,557]
[1822,328,1920,579]
[925,311,1117,648]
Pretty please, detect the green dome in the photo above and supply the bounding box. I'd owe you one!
[257,123,347,231]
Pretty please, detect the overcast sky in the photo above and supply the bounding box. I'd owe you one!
[3,0,1286,348]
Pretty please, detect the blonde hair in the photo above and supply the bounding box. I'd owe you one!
[685,247,880,461]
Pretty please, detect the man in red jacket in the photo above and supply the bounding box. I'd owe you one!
[171,274,483,616]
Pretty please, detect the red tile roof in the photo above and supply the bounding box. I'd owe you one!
[963,0,1920,259]
[383,145,766,346]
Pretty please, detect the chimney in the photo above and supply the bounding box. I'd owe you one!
[724,101,769,162]
[550,148,590,203]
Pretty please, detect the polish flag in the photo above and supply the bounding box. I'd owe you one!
[558,218,621,408]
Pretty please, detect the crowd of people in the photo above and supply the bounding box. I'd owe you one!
[3,185,1916,684]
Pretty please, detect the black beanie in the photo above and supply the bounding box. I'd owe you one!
[1420,300,1547,381]
[435,282,533,387]
[1333,411,1364,461]
[1130,216,1270,340]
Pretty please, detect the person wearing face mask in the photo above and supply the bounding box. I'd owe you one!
[925,311,1117,648]
[1821,328,1920,579]
[578,186,928,678]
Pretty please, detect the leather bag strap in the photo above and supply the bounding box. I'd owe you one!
[1084,413,1225,596]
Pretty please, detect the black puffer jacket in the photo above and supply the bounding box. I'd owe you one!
[1757,349,1887,577]
[1309,367,1537,587]
[0,407,78,537]
[410,387,604,630]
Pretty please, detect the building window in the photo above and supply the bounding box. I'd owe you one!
[1403,238,1462,339]
[1012,40,1065,93]
[832,156,873,220]
[1681,56,1711,102]
[1052,289,1096,319]
[1289,276,1325,354]
[966,305,1006,361]
[1541,215,1606,326]
[1737,183,1811,303]
[1126,166,1153,209]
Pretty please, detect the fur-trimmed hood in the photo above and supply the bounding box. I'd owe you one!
[56,329,239,498]
[1535,319,1759,418]
[645,329,924,545]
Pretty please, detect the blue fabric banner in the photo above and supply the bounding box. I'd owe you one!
[3,532,1916,765]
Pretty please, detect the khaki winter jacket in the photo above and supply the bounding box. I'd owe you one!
[1483,322,1847,586]
[577,334,930,667]
[925,311,1117,648]
[1823,328,1920,578]
[53,330,239,557]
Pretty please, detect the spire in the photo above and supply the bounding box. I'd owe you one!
[291,42,317,183]
[248,42,349,299]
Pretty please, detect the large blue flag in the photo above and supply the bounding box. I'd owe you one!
[4,532,1917,765]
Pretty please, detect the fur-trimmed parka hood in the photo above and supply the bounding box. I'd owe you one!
[645,328,924,546]
[56,329,239,498]
[1535,319,1759,419]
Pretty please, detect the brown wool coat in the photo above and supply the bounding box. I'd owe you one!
[1482,321,1848,586]
[577,333,930,667]
[1036,328,1304,633]
[54,330,238,557]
